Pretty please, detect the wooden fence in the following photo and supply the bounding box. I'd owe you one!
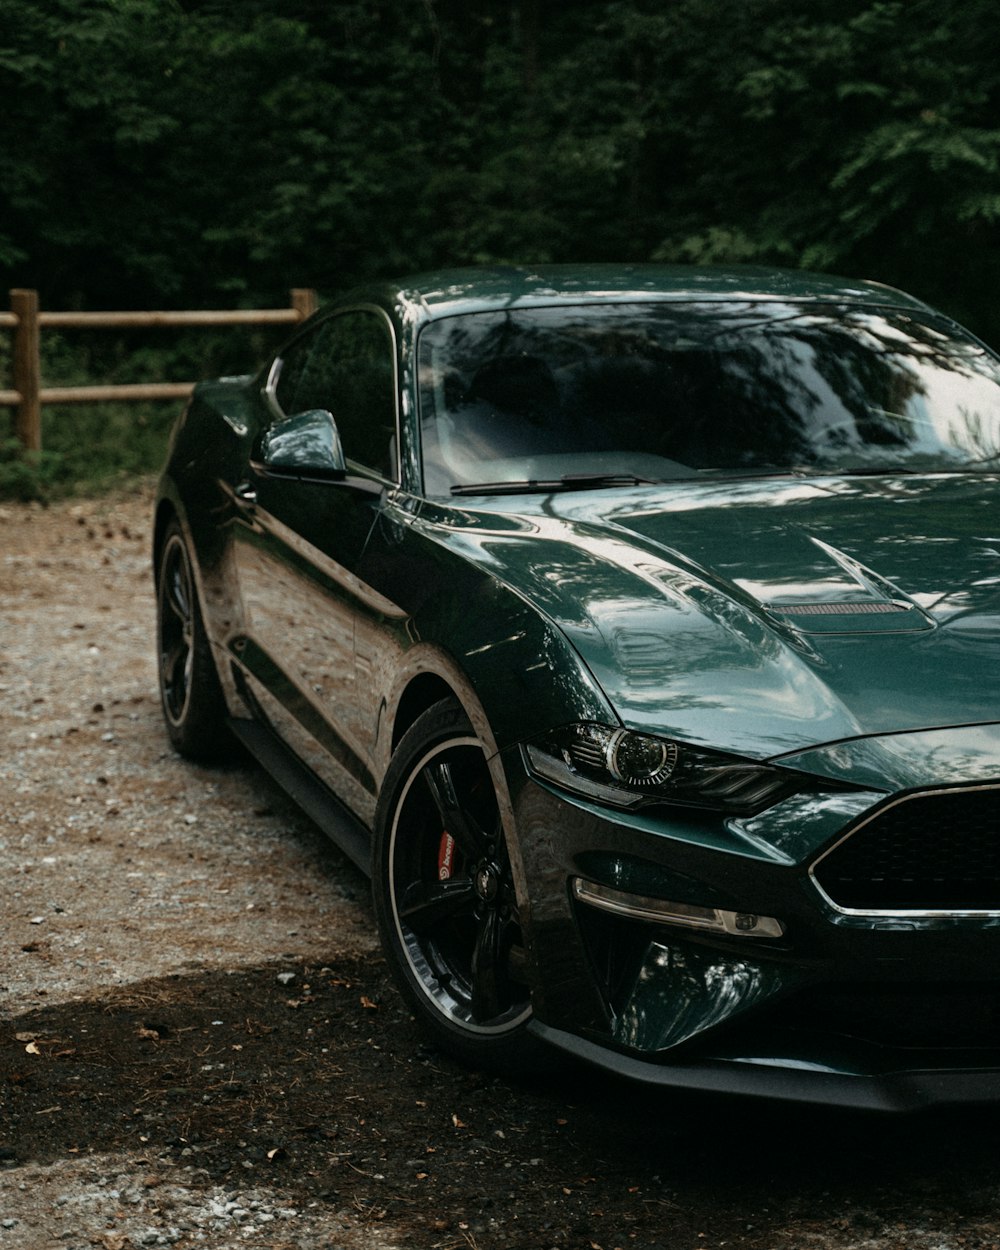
[1,288,318,452]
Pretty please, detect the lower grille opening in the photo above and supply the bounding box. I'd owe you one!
[812,785,1000,912]
[767,983,1000,1051]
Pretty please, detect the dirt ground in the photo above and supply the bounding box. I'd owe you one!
[4,486,1000,1250]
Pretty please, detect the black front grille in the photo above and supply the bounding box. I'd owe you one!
[769,983,1000,1050]
[812,785,1000,912]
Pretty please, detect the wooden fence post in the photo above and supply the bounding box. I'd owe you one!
[290,288,318,321]
[11,289,41,452]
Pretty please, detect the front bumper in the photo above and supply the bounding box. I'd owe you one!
[505,752,1000,1110]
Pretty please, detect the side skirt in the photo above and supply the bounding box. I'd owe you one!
[228,716,372,876]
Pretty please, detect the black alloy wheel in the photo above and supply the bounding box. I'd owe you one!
[156,521,231,760]
[373,700,538,1068]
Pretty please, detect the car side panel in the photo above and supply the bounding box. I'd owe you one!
[155,377,266,716]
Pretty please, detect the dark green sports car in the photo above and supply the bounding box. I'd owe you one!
[154,265,1000,1109]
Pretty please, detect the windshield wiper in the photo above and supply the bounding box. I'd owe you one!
[833,465,922,476]
[450,473,659,497]
[836,462,1000,476]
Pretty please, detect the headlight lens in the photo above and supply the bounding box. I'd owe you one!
[606,729,678,785]
[524,723,804,815]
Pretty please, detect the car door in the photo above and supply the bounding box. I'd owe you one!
[231,307,400,825]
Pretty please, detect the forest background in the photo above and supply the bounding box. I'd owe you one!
[1,0,998,495]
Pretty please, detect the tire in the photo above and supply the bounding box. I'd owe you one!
[155,520,232,761]
[373,699,541,1071]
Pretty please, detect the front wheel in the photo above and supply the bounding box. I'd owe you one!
[373,700,540,1070]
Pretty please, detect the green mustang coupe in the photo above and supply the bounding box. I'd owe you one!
[154,265,1000,1109]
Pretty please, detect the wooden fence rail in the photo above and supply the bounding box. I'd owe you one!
[1,287,318,452]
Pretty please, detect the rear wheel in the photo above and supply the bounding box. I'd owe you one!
[156,521,231,760]
[373,700,539,1069]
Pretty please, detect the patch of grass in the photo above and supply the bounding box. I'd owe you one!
[40,399,177,495]
[0,437,64,502]
[0,402,170,501]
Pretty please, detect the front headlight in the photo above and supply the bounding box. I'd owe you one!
[524,723,806,815]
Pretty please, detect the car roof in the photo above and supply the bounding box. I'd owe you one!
[350,263,935,324]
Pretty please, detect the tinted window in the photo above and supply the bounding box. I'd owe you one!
[273,334,312,416]
[275,310,397,477]
[417,302,1000,494]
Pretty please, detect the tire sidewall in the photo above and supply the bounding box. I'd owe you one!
[155,520,231,760]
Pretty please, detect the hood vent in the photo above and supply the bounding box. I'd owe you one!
[775,601,909,617]
[768,599,932,634]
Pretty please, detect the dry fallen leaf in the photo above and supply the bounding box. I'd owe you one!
[360,995,378,1010]
[452,1114,468,1129]
[24,1042,41,1056]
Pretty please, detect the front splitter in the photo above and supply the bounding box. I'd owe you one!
[528,1020,1000,1112]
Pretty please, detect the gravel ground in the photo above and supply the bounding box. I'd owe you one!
[0,487,384,1248]
[0,489,375,1011]
[6,486,1000,1250]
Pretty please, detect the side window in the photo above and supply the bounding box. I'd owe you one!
[273,334,312,416]
[290,311,397,478]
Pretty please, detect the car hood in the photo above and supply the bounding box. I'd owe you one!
[422,473,1000,759]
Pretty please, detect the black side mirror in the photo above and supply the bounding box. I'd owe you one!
[258,409,347,478]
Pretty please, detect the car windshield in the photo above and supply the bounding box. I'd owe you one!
[416,300,1000,495]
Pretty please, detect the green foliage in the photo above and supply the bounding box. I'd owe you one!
[0,389,169,500]
[39,398,174,495]
[0,437,63,502]
[1,0,1000,493]
[642,0,1000,335]
[2,0,998,319]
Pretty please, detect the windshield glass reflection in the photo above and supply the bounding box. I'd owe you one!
[416,301,1000,495]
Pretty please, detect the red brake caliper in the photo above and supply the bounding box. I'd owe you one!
[437,831,456,881]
